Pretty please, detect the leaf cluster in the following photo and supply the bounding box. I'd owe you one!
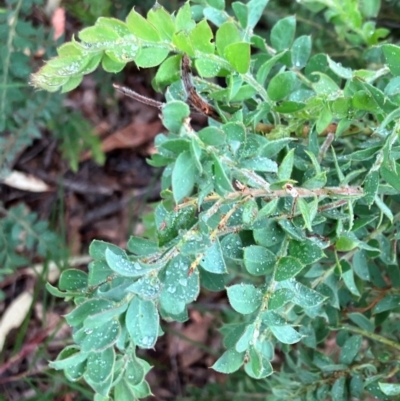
[0,203,62,301]
[31,0,400,400]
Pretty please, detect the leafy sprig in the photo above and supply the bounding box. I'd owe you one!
[31,0,400,400]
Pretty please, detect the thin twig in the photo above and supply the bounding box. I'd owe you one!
[113,83,164,109]
[181,55,221,121]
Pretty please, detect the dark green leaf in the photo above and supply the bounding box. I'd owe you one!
[126,297,159,348]
[269,325,302,344]
[244,245,276,275]
[291,35,311,69]
[227,284,263,314]
[270,16,296,51]
[200,239,228,274]
[212,154,234,192]
[59,269,88,291]
[277,148,295,180]
[172,150,196,203]
[289,239,325,265]
[162,101,190,133]
[267,71,297,101]
[382,44,400,76]
[275,256,304,281]
[85,347,115,383]
[339,335,362,365]
[212,348,245,373]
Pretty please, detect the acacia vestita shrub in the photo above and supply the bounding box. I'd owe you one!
[31,1,400,400]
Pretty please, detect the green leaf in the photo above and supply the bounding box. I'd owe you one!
[235,323,255,352]
[270,16,296,51]
[126,297,159,348]
[101,54,125,73]
[172,150,196,203]
[245,346,273,379]
[190,20,214,53]
[244,245,276,276]
[84,303,128,329]
[256,51,286,85]
[59,269,88,291]
[127,236,159,256]
[199,127,226,146]
[352,90,380,112]
[247,0,270,29]
[216,22,241,57]
[297,198,313,231]
[327,56,353,79]
[242,199,259,225]
[65,299,115,327]
[126,276,162,300]
[336,236,358,252]
[254,221,285,248]
[379,383,400,396]
[105,248,152,277]
[341,260,360,297]
[289,239,325,265]
[221,233,243,261]
[224,42,251,73]
[49,346,88,370]
[311,72,340,95]
[278,279,325,308]
[172,31,195,56]
[135,47,169,68]
[190,139,203,173]
[159,255,200,314]
[272,325,302,344]
[203,6,229,26]
[291,35,311,69]
[114,380,137,401]
[175,2,196,32]
[268,288,294,310]
[96,17,131,37]
[194,58,222,77]
[162,101,190,133]
[212,154,234,193]
[339,335,362,365]
[316,107,333,134]
[85,347,115,383]
[332,377,346,401]
[200,239,228,274]
[147,5,175,40]
[232,2,248,28]
[373,295,400,313]
[381,163,400,192]
[267,71,297,101]
[212,348,245,373]
[364,170,380,206]
[275,256,304,281]
[257,198,279,219]
[382,44,400,76]
[79,25,120,43]
[277,148,295,180]
[124,355,145,386]
[75,320,120,352]
[347,312,374,332]
[227,284,263,314]
[239,156,277,173]
[126,8,160,42]
[200,268,226,291]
